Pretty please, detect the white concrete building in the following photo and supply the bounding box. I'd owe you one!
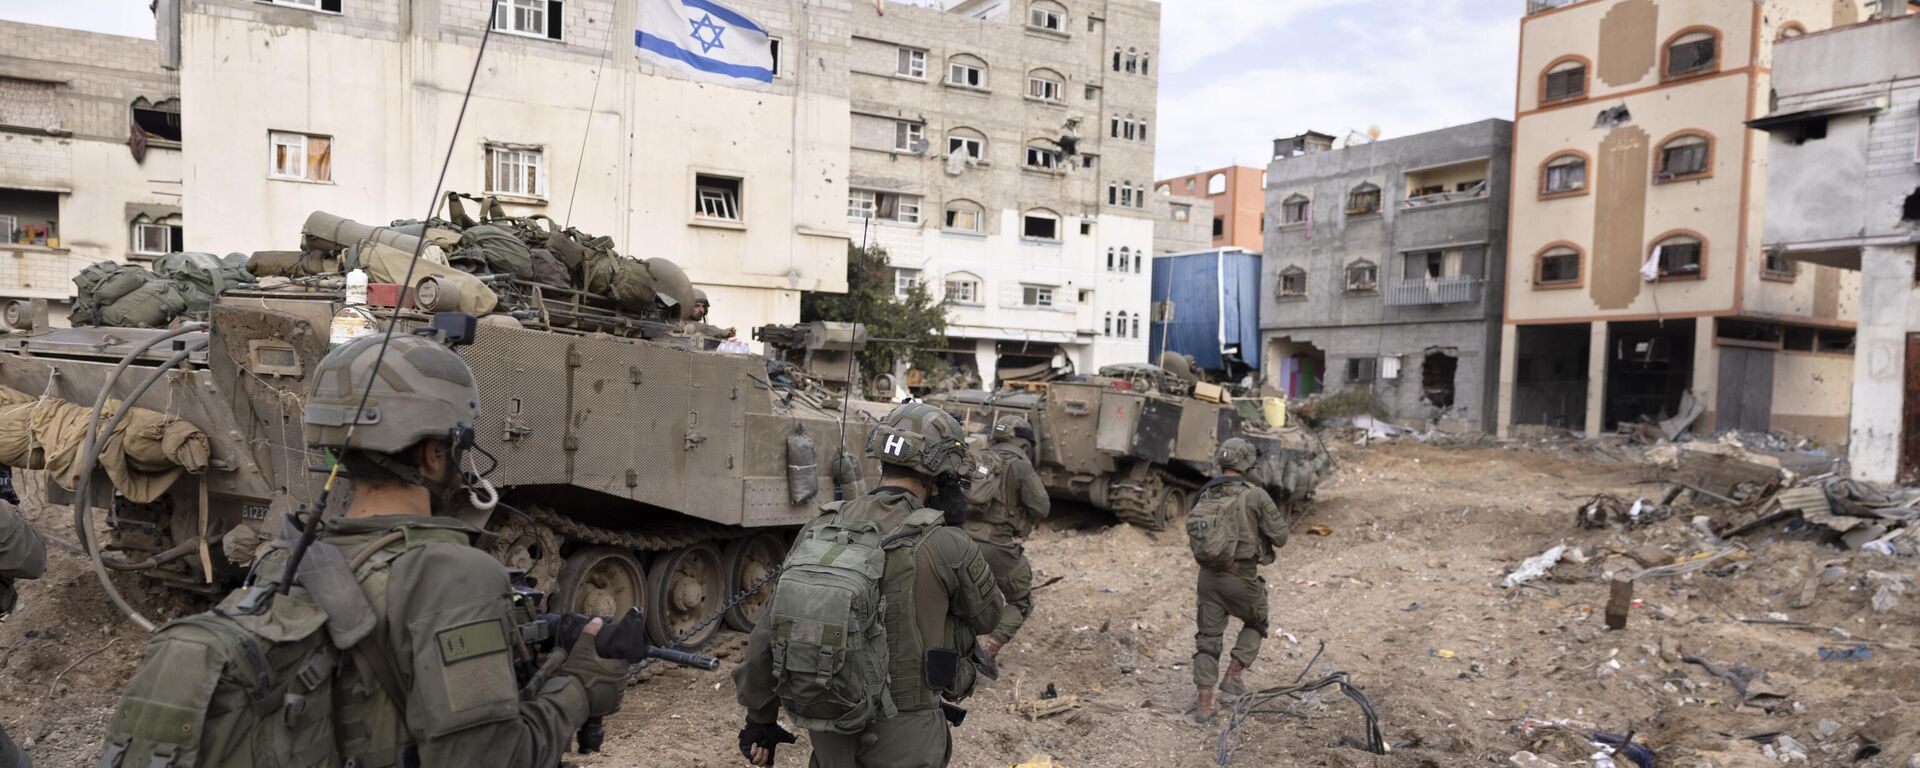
[1755,12,1920,483]
[844,0,1160,385]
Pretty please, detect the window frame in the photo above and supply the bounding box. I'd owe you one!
[893,120,926,153]
[483,143,547,200]
[130,218,175,257]
[847,188,921,224]
[893,268,921,300]
[1026,70,1064,102]
[1661,26,1722,81]
[1539,55,1590,106]
[1540,150,1591,199]
[267,130,332,183]
[1761,249,1799,281]
[491,0,562,41]
[1653,130,1714,183]
[1776,21,1807,41]
[943,199,984,233]
[1344,260,1378,293]
[946,55,986,89]
[1022,284,1056,308]
[1280,194,1310,226]
[693,172,745,223]
[896,46,928,79]
[1533,242,1584,289]
[260,0,342,13]
[1345,183,1381,216]
[947,129,985,160]
[1277,265,1308,299]
[1027,1,1066,33]
[1021,210,1061,241]
[1648,230,1708,282]
[943,273,981,304]
[1024,142,1062,171]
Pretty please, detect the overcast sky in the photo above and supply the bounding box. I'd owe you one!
[2,0,1522,179]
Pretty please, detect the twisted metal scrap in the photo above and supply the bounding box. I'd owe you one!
[1215,641,1387,766]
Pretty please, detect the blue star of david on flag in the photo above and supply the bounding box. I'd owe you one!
[634,0,774,84]
[687,13,725,54]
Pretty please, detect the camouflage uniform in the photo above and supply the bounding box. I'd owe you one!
[962,417,1050,645]
[0,500,44,768]
[1191,442,1288,690]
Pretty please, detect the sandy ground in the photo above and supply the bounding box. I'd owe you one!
[4,439,1917,767]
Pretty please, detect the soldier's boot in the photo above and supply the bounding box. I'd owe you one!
[1218,660,1249,697]
[1190,685,1218,724]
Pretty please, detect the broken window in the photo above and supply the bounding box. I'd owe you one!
[1112,48,1122,72]
[848,189,919,223]
[1344,260,1378,292]
[893,120,925,152]
[1816,328,1855,355]
[1281,194,1309,225]
[1171,203,1189,222]
[1762,249,1797,278]
[130,213,183,257]
[0,189,58,247]
[947,54,985,88]
[944,199,983,232]
[484,144,544,198]
[492,0,563,40]
[1786,117,1828,145]
[1537,246,1581,285]
[896,47,927,78]
[131,97,182,143]
[269,131,332,182]
[1405,250,1447,279]
[1422,350,1458,409]
[1346,183,1381,215]
[1543,59,1587,103]
[947,128,984,160]
[1543,152,1587,195]
[1022,210,1060,240]
[1345,357,1378,383]
[1024,142,1062,170]
[1652,235,1703,278]
[1207,173,1227,195]
[1278,266,1307,298]
[1211,216,1224,237]
[1022,285,1055,307]
[1666,31,1717,78]
[1026,69,1063,101]
[694,173,743,221]
[944,273,980,304]
[1656,133,1710,179]
[1028,1,1065,32]
[769,38,781,77]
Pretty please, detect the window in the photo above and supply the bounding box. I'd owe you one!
[1346,358,1378,383]
[896,47,927,79]
[1025,143,1062,171]
[0,78,60,134]
[1210,216,1224,237]
[1542,57,1587,103]
[1404,250,1450,279]
[1103,312,1113,336]
[769,38,781,77]
[894,121,925,152]
[1080,153,1097,170]
[1542,152,1588,196]
[893,268,921,300]
[1085,84,1098,100]
[1027,69,1063,102]
[1125,47,1138,73]
[1787,117,1828,145]
[1664,29,1719,79]
[1206,173,1226,195]
[1281,194,1310,225]
[484,144,545,198]
[262,0,343,12]
[1022,210,1060,240]
[947,129,985,160]
[1346,183,1381,215]
[1278,266,1307,297]
[1028,1,1065,32]
[694,173,742,221]
[1763,249,1797,279]
[1080,220,1094,236]
[945,274,980,304]
[131,97,181,143]
[1652,234,1704,279]
[1119,247,1133,273]
[269,131,332,182]
[1171,203,1190,222]
[1536,245,1581,286]
[947,55,985,88]
[130,215,181,257]
[492,0,562,40]
[1022,285,1055,307]
[1344,261,1377,292]
[1184,178,1195,191]
[1777,22,1806,40]
[848,189,921,223]
[1656,133,1711,180]
[1140,53,1150,76]
[944,199,983,233]
[1132,315,1141,338]
[0,190,57,246]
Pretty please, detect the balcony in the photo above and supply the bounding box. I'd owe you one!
[1526,0,1583,13]
[1384,276,1483,306]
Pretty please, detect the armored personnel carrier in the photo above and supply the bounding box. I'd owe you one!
[2,201,870,648]
[928,366,1333,530]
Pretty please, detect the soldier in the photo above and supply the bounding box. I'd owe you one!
[964,414,1050,662]
[1184,437,1288,723]
[102,333,634,767]
[682,288,735,339]
[734,402,1004,768]
[1,496,45,768]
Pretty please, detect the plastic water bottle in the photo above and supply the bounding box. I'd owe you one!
[345,268,369,306]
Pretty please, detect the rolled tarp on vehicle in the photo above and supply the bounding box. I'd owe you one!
[0,386,210,503]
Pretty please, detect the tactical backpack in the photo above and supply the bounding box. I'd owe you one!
[961,447,1014,515]
[97,530,439,768]
[1185,478,1256,569]
[766,503,942,735]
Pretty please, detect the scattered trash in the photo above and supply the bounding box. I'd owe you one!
[1503,544,1568,589]
[1817,719,1841,739]
[1817,644,1871,662]
[1011,755,1065,768]
[1765,734,1810,763]
[1868,571,1910,613]
[1429,648,1455,659]
[1294,579,1321,588]
[1605,576,1633,630]
[1508,751,1561,768]
[1401,601,1421,612]
[1010,693,1080,720]
[1681,652,1788,705]
[1306,524,1334,536]
[1590,732,1655,768]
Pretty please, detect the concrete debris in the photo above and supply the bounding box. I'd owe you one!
[1508,751,1561,768]
[1868,571,1910,613]
[1503,544,1567,589]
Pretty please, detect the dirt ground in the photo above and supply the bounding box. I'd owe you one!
[4,439,1917,767]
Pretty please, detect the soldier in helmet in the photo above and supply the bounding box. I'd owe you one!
[1184,437,1288,723]
[733,402,1004,767]
[105,332,635,767]
[0,495,44,768]
[682,288,735,340]
[964,414,1050,663]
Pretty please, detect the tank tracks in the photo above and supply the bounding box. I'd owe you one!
[1107,469,1202,531]
[529,505,750,552]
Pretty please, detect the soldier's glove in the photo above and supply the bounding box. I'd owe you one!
[593,607,651,662]
[737,721,797,764]
[558,623,630,717]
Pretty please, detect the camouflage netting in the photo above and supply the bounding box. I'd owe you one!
[0,385,209,503]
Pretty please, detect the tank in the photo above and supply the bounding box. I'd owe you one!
[926,365,1334,530]
[1,203,878,650]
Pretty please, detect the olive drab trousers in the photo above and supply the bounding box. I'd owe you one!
[976,539,1034,642]
[1192,563,1269,687]
[805,708,951,768]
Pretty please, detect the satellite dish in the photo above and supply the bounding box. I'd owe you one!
[909,139,930,155]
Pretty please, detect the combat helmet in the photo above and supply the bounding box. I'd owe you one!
[303,333,479,454]
[866,402,970,480]
[991,414,1035,446]
[693,288,710,308]
[1216,437,1259,474]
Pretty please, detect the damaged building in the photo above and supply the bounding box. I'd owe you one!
[1259,119,1513,432]
[1754,11,1920,482]
[1499,0,1874,443]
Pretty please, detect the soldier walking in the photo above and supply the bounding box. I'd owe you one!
[0,494,45,768]
[963,415,1050,662]
[1184,438,1288,723]
[733,403,1004,768]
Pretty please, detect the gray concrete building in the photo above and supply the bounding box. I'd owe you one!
[1259,119,1513,432]
[1150,190,1212,256]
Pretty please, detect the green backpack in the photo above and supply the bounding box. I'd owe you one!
[1185,478,1255,569]
[767,504,941,735]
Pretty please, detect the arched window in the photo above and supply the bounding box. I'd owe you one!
[1654,131,1713,182]
[1344,259,1378,292]
[1112,47,1122,72]
[1137,119,1148,142]
[1140,53,1150,76]
[1281,193,1310,225]
[1154,184,1170,196]
[1131,315,1140,339]
[1027,0,1066,32]
[943,271,981,304]
[1123,113,1136,141]
[1026,68,1064,102]
[1021,208,1061,240]
[1206,173,1227,195]
[1540,55,1589,104]
[1025,139,1063,171]
[1663,27,1720,79]
[1533,242,1583,287]
[1345,182,1381,215]
[946,53,987,89]
[1115,311,1129,338]
[1125,47,1138,73]
[1777,22,1806,40]
[943,198,984,233]
[1109,113,1121,138]
[1541,151,1589,197]
[1278,265,1307,297]
[946,126,986,161]
[1106,247,1116,272]
[1649,231,1706,280]
[1118,247,1132,273]
[1104,312,1114,336]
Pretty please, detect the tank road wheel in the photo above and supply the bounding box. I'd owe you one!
[647,543,726,649]
[1157,486,1190,526]
[555,546,646,619]
[721,532,789,632]
[489,514,564,594]
[1108,473,1169,530]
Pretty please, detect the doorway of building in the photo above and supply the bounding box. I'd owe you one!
[1605,319,1696,431]
[1513,324,1591,428]
[1267,337,1325,399]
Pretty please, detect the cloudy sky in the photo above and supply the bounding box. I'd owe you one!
[2,0,1523,179]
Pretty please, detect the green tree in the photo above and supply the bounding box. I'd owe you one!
[802,244,949,392]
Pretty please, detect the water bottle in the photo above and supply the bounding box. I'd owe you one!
[345,268,369,306]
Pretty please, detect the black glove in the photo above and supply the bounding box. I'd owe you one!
[594,607,651,663]
[738,721,798,764]
[546,612,596,652]
[940,702,967,727]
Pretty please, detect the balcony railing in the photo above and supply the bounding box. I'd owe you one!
[1403,181,1489,208]
[1526,0,1582,13]
[1384,276,1483,306]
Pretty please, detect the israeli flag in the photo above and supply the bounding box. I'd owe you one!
[635,0,775,84]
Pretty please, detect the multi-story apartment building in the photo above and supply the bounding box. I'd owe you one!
[846,0,1160,384]
[1755,11,1920,481]
[1150,190,1211,256]
[160,0,850,336]
[1498,0,1874,442]
[1259,120,1512,431]
[1156,164,1263,252]
[0,22,181,321]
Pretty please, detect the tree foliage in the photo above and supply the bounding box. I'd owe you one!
[801,244,949,389]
